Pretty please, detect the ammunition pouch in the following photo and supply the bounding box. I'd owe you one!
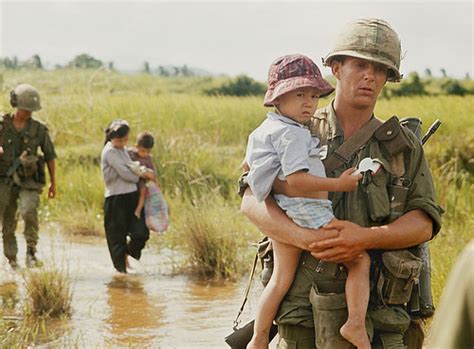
[13,154,46,189]
[377,250,422,305]
[374,117,414,157]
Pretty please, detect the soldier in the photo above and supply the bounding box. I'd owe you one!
[241,18,443,348]
[0,84,57,268]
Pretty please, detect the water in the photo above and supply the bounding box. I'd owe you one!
[0,228,268,348]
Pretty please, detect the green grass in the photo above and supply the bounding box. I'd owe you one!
[0,70,472,299]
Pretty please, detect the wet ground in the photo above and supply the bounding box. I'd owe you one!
[0,227,270,348]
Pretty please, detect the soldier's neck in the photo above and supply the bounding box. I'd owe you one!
[12,110,32,130]
[333,99,376,139]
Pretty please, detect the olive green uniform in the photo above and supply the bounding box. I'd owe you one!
[275,103,443,349]
[0,113,56,259]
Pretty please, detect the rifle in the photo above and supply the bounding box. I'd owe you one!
[400,118,442,319]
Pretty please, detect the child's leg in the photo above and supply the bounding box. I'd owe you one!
[340,251,371,349]
[248,240,302,349]
[135,186,146,219]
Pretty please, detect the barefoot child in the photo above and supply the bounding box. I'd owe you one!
[100,120,154,273]
[245,54,370,349]
[128,132,156,219]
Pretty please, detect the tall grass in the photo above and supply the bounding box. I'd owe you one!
[0,70,472,289]
[24,266,72,318]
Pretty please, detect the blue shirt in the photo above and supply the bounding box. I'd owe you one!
[245,112,327,202]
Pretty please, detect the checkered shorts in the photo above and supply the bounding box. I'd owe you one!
[274,195,334,229]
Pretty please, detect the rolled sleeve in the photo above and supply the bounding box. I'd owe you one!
[40,128,57,161]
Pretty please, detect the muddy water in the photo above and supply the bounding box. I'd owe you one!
[0,228,271,348]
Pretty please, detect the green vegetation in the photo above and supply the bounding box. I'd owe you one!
[0,69,472,304]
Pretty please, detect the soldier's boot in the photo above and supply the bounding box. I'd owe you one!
[7,256,19,270]
[26,248,42,268]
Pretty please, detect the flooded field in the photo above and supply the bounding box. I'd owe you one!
[0,228,269,348]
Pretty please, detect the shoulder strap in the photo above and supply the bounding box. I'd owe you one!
[324,117,383,173]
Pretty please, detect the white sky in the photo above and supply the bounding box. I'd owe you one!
[1,0,472,80]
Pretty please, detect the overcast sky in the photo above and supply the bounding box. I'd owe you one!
[1,0,472,80]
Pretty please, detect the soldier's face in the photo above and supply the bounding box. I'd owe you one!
[275,87,320,124]
[111,135,129,149]
[333,57,387,109]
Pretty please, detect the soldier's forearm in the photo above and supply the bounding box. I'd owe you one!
[366,209,433,250]
[47,160,56,183]
[241,188,315,250]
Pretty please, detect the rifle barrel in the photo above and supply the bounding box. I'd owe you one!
[421,119,442,145]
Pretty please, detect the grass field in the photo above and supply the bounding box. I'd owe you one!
[1,68,473,307]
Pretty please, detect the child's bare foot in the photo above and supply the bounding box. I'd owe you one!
[134,210,141,219]
[340,320,371,349]
[247,335,269,349]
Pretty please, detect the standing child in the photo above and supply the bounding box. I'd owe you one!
[245,55,370,349]
[100,120,154,273]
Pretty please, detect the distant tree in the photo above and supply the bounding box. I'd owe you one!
[173,66,179,76]
[181,65,191,76]
[205,75,266,97]
[143,61,151,74]
[440,68,447,77]
[465,72,471,80]
[0,56,20,69]
[31,54,43,69]
[393,72,426,96]
[157,66,169,77]
[108,61,115,70]
[424,68,432,77]
[68,54,103,69]
[442,79,467,96]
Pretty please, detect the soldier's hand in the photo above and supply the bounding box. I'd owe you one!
[48,183,56,198]
[308,220,368,263]
[336,168,362,192]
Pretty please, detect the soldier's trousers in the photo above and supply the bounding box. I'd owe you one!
[0,182,40,259]
[276,252,410,349]
[104,191,149,273]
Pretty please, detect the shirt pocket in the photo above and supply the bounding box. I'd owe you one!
[364,161,391,223]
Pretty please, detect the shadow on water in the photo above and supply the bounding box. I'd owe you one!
[0,227,265,347]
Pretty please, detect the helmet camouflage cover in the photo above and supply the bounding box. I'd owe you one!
[10,84,42,111]
[323,18,402,82]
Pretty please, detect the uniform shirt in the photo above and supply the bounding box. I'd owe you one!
[276,101,444,328]
[0,113,56,178]
[101,142,139,197]
[245,112,326,202]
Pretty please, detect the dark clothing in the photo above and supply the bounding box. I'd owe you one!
[104,191,149,272]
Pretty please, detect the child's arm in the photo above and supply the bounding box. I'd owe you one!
[135,185,146,218]
[286,168,361,193]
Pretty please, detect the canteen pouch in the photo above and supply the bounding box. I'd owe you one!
[257,236,273,287]
[377,250,422,305]
[224,319,277,349]
[309,286,353,348]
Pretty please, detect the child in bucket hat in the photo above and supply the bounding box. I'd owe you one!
[245,54,370,349]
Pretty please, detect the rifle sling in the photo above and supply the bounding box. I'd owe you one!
[324,117,383,173]
[232,250,259,329]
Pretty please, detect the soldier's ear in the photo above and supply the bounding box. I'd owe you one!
[331,61,341,79]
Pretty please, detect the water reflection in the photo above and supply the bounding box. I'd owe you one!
[104,274,164,347]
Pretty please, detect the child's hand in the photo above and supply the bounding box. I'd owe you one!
[336,168,362,192]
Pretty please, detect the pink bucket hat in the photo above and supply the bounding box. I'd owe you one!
[263,54,334,107]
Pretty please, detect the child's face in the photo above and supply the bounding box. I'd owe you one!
[136,146,152,158]
[111,135,129,149]
[275,87,320,124]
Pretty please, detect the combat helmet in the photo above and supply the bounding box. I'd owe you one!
[323,18,402,82]
[10,84,42,112]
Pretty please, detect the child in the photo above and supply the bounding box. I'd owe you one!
[100,120,154,273]
[245,55,370,349]
[128,132,156,219]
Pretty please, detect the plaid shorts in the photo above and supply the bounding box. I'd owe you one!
[274,195,334,229]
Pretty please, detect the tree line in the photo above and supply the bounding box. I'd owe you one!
[1,54,472,97]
